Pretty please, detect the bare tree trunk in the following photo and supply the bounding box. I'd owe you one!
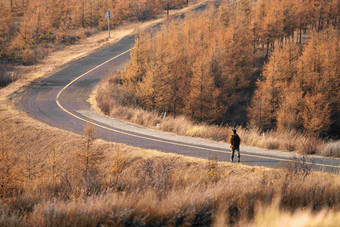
[259,98,262,129]
[167,1,170,20]
[82,0,85,27]
[253,28,256,55]
[90,1,93,26]
[36,6,41,39]
[200,66,203,122]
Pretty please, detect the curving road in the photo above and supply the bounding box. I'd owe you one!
[16,31,339,173]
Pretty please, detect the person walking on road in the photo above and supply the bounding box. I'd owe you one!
[230,129,241,162]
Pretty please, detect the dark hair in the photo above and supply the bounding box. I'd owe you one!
[232,129,236,133]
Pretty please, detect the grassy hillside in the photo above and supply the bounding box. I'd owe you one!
[0,109,339,226]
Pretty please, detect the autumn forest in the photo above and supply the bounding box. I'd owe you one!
[97,0,339,138]
[1,0,339,137]
[0,0,188,66]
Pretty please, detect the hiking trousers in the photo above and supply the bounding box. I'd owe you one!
[231,147,240,162]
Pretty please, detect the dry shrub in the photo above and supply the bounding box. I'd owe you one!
[110,149,129,176]
[21,49,36,65]
[0,71,12,87]
[298,137,325,155]
[55,28,95,45]
[185,124,228,141]
[159,115,192,135]
[136,158,173,195]
[281,155,314,176]
[6,197,40,215]
[185,125,204,137]
[264,138,280,150]
[283,141,296,152]
[21,47,50,65]
[238,128,264,147]
[207,125,229,141]
[0,65,18,87]
[323,141,340,158]
[107,103,162,128]
[130,108,160,127]
[96,86,111,115]
[33,46,50,61]
[0,205,23,227]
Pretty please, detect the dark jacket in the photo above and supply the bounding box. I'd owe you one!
[230,133,241,149]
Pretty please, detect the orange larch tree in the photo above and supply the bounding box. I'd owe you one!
[250,28,339,136]
[187,54,220,122]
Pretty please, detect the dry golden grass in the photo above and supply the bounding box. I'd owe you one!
[213,199,340,226]
[249,201,340,227]
[0,108,339,226]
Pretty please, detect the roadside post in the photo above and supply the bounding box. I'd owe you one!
[105,9,113,38]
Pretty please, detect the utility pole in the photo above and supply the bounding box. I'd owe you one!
[105,9,113,38]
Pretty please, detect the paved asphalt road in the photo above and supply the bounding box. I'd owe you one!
[16,31,339,173]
